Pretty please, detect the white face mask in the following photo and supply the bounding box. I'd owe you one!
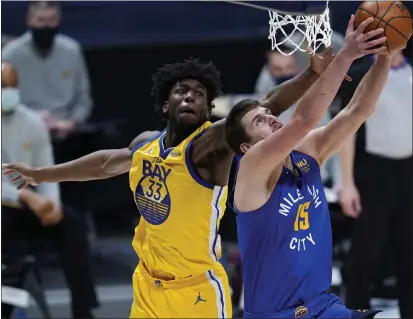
[1,87,20,113]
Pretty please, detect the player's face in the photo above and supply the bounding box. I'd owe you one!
[167,79,209,127]
[240,107,283,152]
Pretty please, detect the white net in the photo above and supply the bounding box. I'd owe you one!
[268,2,332,56]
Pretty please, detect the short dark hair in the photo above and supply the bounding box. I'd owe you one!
[225,99,259,155]
[151,57,223,119]
[28,1,60,13]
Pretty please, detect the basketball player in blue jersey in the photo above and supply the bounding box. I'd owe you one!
[224,16,392,318]
[5,46,341,317]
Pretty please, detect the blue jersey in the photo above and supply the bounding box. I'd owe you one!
[233,150,332,315]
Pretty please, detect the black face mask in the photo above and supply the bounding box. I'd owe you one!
[31,26,58,51]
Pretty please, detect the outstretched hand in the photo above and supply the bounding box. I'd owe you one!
[309,46,352,82]
[341,15,387,60]
[2,163,39,189]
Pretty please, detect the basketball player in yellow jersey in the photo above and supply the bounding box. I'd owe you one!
[3,55,338,317]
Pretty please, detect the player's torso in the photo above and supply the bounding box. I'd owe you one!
[236,150,332,313]
[129,122,228,279]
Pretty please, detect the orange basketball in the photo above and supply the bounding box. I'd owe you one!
[354,1,413,54]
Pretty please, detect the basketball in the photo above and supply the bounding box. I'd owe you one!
[354,1,413,54]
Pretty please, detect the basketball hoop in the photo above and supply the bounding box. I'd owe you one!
[268,1,333,56]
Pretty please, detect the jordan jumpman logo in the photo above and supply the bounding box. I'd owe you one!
[194,292,207,305]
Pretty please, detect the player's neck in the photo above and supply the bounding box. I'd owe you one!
[164,121,198,148]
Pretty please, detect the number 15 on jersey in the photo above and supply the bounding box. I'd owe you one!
[294,201,310,231]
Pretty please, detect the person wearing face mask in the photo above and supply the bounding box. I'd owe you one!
[254,49,301,123]
[254,48,341,185]
[1,74,20,115]
[2,1,93,140]
[3,0,96,214]
[1,61,98,319]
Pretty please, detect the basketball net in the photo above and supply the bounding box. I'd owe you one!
[268,1,332,56]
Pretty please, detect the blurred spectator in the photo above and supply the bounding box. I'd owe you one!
[254,48,334,124]
[254,48,300,95]
[254,49,303,124]
[2,1,92,140]
[1,61,98,318]
[254,49,341,184]
[338,51,412,317]
[1,34,16,48]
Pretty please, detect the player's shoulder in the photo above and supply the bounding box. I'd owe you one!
[128,130,162,151]
[190,120,233,181]
[191,119,224,144]
[192,119,232,156]
[295,128,323,164]
[203,118,224,137]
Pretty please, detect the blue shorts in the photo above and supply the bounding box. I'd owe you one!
[244,293,381,318]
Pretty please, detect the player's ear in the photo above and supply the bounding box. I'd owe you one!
[162,103,169,114]
[240,143,250,154]
[207,103,214,118]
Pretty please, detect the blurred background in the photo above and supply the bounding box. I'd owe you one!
[1,1,412,318]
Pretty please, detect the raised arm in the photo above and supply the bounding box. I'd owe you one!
[260,66,319,116]
[2,131,160,188]
[208,42,352,161]
[243,17,386,177]
[260,48,351,116]
[204,66,320,159]
[304,54,393,165]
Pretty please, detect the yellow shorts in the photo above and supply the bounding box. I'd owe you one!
[130,261,232,318]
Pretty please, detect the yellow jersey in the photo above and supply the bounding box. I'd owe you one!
[129,121,228,280]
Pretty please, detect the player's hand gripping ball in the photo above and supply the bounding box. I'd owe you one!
[355,1,413,55]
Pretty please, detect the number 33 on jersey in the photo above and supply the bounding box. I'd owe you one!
[129,122,228,278]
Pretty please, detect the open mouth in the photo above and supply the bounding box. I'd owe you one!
[272,122,283,131]
[179,106,196,115]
